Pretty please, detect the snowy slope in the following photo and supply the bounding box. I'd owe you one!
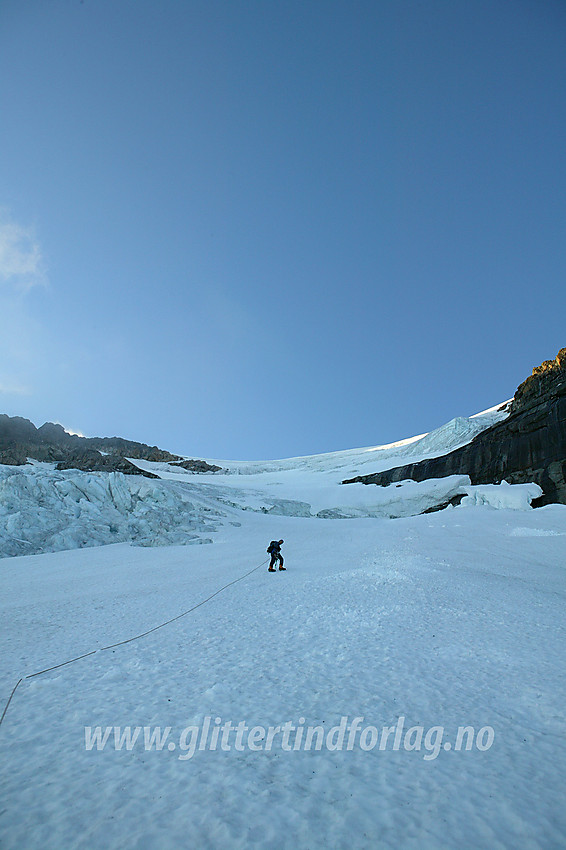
[194,401,511,477]
[1,505,565,849]
[2,399,565,849]
[134,403,518,519]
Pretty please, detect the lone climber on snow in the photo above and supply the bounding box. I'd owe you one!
[267,540,285,572]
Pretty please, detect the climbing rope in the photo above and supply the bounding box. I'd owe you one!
[0,557,269,731]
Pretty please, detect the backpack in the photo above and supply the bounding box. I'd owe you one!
[267,541,278,554]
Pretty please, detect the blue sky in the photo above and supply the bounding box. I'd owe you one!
[1,0,565,459]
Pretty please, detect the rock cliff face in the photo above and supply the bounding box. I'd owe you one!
[0,416,179,478]
[343,348,566,507]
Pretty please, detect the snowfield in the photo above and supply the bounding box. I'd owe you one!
[1,404,565,849]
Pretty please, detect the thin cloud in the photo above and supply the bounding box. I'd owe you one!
[0,381,32,396]
[0,214,47,291]
[0,211,50,398]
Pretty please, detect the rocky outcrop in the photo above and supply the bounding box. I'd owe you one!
[56,450,160,478]
[343,348,566,507]
[169,459,224,473]
[0,415,178,478]
[83,438,180,462]
[512,348,566,412]
[0,447,29,466]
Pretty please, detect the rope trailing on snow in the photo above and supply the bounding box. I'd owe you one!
[99,559,268,651]
[26,651,99,679]
[0,679,22,728]
[0,557,269,731]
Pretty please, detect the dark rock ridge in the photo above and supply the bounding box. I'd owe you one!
[170,459,224,473]
[343,348,566,507]
[0,415,180,478]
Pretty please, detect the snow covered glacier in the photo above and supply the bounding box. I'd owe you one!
[1,401,565,850]
[0,402,542,558]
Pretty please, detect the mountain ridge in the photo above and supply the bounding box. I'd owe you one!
[0,415,180,478]
[343,347,566,506]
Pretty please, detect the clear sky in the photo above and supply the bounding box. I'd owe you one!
[1,0,565,459]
